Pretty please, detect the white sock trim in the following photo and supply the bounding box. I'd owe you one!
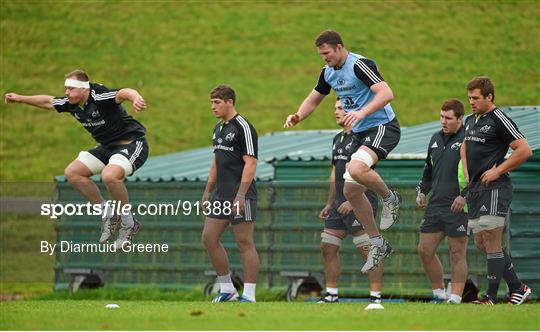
[243,283,256,301]
[120,211,134,227]
[326,287,338,295]
[370,291,381,298]
[433,288,447,299]
[449,294,462,303]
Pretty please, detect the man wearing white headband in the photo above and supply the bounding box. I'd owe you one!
[5,69,149,249]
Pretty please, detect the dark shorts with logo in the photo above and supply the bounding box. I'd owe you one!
[325,209,363,233]
[420,207,468,237]
[207,199,257,224]
[467,185,512,220]
[89,137,149,173]
[324,191,378,234]
[353,117,401,160]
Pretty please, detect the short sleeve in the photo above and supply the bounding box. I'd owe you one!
[212,125,219,153]
[52,97,70,113]
[91,84,119,109]
[314,68,331,95]
[236,117,258,159]
[353,58,384,88]
[331,134,340,166]
[492,109,525,145]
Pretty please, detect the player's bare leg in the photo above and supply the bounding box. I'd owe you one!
[357,233,384,309]
[418,232,446,301]
[64,160,103,204]
[347,147,401,230]
[318,229,345,303]
[232,221,259,302]
[448,235,468,303]
[102,164,139,249]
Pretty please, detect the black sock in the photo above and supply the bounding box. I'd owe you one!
[502,247,522,292]
[486,252,505,300]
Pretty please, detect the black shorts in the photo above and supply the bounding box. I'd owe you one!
[420,208,468,237]
[353,118,401,160]
[207,199,257,224]
[325,209,364,233]
[467,186,512,220]
[324,191,378,234]
[89,137,149,174]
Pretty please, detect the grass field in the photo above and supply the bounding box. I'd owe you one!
[1,301,539,330]
[1,1,539,181]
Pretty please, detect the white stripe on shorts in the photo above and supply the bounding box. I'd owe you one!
[244,199,250,220]
[129,141,143,164]
[490,188,499,215]
[373,125,385,148]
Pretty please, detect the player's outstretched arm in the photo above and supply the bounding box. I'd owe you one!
[4,93,54,109]
[115,88,146,113]
[283,90,325,128]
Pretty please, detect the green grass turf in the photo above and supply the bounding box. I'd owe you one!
[0,214,55,285]
[1,301,539,330]
[1,1,539,181]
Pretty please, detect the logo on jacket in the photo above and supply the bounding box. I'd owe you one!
[451,142,462,150]
[91,111,100,118]
[225,132,235,141]
[337,78,346,86]
[480,125,491,133]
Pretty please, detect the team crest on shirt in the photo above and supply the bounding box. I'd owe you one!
[337,78,346,86]
[480,125,491,133]
[225,132,235,141]
[217,138,223,144]
[91,111,100,118]
[451,142,462,150]
[338,148,343,154]
[345,141,353,151]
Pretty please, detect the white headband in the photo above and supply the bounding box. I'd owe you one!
[65,78,90,89]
